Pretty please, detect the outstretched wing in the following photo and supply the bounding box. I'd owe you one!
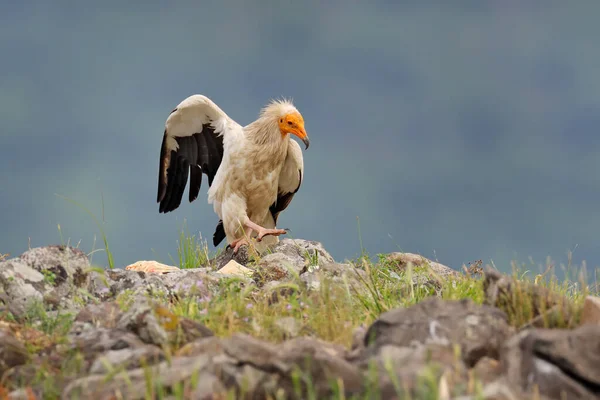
[157,94,241,213]
[270,137,304,224]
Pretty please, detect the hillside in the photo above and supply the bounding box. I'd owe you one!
[0,238,599,399]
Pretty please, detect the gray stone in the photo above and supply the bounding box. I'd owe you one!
[0,329,29,377]
[271,238,335,269]
[383,252,459,278]
[254,253,304,286]
[299,262,367,292]
[209,245,252,270]
[0,245,92,318]
[74,301,122,328]
[483,268,579,329]
[499,324,600,399]
[362,297,513,367]
[63,355,213,399]
[0,261,44,318]
[115,298,213,347]
[89,345,165,374]
[221,333,289,374]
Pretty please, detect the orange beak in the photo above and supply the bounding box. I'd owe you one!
[291,126,310,149]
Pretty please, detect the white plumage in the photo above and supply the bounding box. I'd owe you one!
[157,94,309,253]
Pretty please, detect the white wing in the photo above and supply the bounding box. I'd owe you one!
[270,137,304,224]
[157,94,242,213]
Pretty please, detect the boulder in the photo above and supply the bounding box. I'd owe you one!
[499,324,600,400]
[361,297,513,367]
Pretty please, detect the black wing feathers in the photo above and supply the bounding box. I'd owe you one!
[269,169,302,225]
[213,220,226,247]
[157,123,224,214]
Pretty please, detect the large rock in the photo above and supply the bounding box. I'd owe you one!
[115,299,213,347]
[499,324,600,400]
[62,355,216,399]
[483,268,580,329]
[0,329,29,377]
[88,345,165,374]
[0,245,91,318]
[361,297,513,367]
[581,295,600,326]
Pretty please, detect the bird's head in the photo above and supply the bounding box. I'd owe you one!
[260,98,310,149]
[278,112,309,149]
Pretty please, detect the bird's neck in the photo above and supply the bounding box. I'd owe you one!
[245,118,287,154]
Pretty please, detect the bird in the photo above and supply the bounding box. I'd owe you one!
[156,94,309,254]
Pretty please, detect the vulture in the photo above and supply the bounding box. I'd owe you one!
[157,94,309,253]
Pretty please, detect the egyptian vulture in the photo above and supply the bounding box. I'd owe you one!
[157,94,309,253]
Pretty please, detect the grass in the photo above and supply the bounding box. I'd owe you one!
[1,205,598,399]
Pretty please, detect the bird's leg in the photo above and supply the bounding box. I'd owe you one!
[244,219,288,242]
[230,227,254,254]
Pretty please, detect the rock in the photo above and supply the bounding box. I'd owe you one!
[581,295,600,326]
[216,260,253,277]
[263,280,298,305]
[274,317,301,339]
[384,252,459,278]
[300,262,367,292]
[19,246,91,288]
[221,333,289,374]
[62,355,215,399]
[300,272,321,291]
[216,333,362,399]
[74,301,122,328]
[272,239,335,269]
[115,299,213,347]
[254,253,304,286]
[280,336,347,360]
[89,345,165,374]
[483,269,580,329]
[362,297,513,367]
[162,269,218,298]
[382,252,459,295]
[281,345,364,398]
[0,246,92,318]
[367,342,468,399]
[68,327,148,371]
[95,268,145,298]
[175,336,224,358]
[124,260,180,274]
[0,329,29,377]
[209,245,252,270]
[499,324,600,399]
[472,357,503,386]
[0,260,44,318]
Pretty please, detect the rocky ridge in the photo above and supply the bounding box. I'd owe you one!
[0,239,598,399]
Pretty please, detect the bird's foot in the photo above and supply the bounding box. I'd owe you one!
[256,228,289,242]
[231,237,250,254]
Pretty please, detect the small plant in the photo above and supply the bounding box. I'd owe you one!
[55,193,115,269]
[173,219,212,269]
[42,269,57,285]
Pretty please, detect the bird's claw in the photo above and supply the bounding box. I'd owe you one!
[231,238,249,254]
[256,228,289,242]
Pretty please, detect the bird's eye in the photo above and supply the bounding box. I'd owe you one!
[279,118,283,123]
[287,121,293,125]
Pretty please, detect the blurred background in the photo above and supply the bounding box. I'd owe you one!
[1,1,599,277]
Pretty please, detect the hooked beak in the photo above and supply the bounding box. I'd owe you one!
[302,135,310,150]
[292,127,310,150]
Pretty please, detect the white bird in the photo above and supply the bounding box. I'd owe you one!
[157,94,309,254]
